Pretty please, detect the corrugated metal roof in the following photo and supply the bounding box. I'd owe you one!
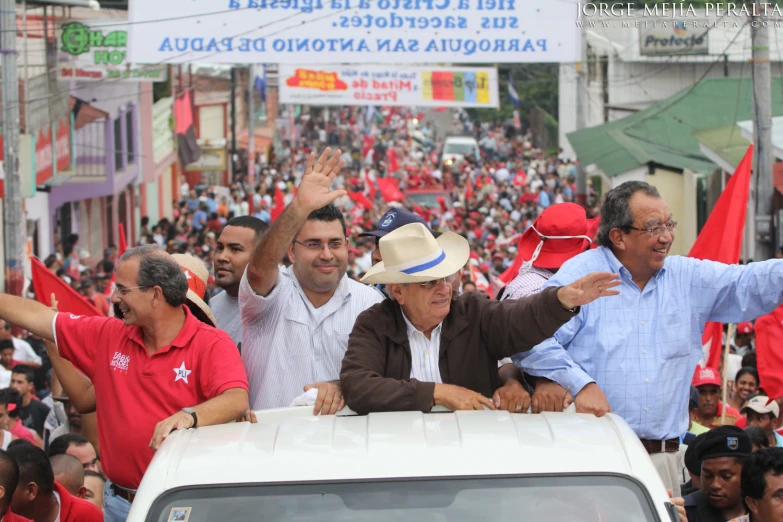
[567,78,783,177]
[693,124,750,171]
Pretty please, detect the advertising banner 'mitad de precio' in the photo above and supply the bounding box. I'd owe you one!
[279,65,499,107]
[128,0,580,64]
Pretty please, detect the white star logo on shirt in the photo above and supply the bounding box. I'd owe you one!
[173,362,192,384]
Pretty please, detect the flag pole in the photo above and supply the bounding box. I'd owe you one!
[721,323,735,426]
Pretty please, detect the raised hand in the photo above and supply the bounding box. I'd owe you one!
[556,272,620,310]
[296,148,347,212]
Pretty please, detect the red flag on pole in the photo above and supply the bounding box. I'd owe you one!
[271,186,286,222]
[376,177,405,203]
[348,191,373,210]
[31,257,104,317]
[386,148,399,174]
[755,305,783,399]
[118,223,128,255]
[365,172,376,201]
[688,144,753,371]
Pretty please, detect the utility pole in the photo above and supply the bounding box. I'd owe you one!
[230,67,238,180]
[1,0,25,296]
[247,65,255,185]
[749,0,774,261]
[575,38,588,207]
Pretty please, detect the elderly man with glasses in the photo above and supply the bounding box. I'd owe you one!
[512,180,783,496]
[340,222,621,414]
[241,149,383,415]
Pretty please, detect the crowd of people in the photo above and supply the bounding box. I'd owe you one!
[0,107,780,522]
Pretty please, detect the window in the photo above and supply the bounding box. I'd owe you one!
[147,475,658,522]
[114,117,123,172]
[127,109,135,164]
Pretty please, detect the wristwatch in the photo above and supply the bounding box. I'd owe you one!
[182,407,198,429]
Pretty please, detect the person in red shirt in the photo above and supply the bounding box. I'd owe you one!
[0,451,32,522]
[7,444,102,522]
[0,389,40,448]
[0,246,249,505]
[79,279,109,317]
[692,367,742,428]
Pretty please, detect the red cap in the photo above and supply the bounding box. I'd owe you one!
[737,322,753,335]
[693,367,722,388]
[517,203,591,269]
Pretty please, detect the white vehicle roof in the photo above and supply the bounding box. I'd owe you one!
[128,409,672,521]
[443,136,478,144]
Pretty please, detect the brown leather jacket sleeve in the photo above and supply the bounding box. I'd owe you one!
[480,286,577,360]
[340,309,436,415]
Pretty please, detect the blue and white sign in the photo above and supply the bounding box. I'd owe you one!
[128,0,580,64]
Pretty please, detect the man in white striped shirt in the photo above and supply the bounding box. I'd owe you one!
[499,203,593,413]
[240,148,383,414]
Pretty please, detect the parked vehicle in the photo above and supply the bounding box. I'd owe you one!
[440,135,479,168]
[128,407,679,522]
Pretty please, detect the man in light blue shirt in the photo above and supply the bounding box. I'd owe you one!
[513,181,783,496]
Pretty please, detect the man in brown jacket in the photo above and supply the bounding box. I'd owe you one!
[340,222,621,414]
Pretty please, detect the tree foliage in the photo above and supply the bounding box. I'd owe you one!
[468,64,559,126]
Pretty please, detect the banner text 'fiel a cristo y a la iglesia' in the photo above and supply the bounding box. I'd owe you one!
[128,0,580,64]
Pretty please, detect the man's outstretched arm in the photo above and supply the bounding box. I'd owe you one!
[0,294,56,341]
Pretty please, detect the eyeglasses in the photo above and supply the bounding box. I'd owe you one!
[627,221,678,239]
[293,239,347,252]
[112,286,149,297]
[418,273,458,290]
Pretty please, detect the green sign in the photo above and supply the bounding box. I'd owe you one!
[58,20,167,82]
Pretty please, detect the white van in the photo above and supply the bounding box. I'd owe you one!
[441,136,479,168]
[128,408,680,522]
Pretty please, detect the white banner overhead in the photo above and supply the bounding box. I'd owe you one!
[279,65,499,107]
[128,0,580,64]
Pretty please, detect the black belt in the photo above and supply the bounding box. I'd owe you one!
[110,482,137,503]
[640,438,680,454]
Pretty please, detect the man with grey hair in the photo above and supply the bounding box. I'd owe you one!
[0,245,249,522]
[512,180,783,496]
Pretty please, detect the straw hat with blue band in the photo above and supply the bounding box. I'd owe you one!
[361,223,470,285]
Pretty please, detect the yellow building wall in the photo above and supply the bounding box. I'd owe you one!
[644,168,697,257]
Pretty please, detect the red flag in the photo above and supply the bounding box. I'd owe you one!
[271,186,286,222]
[386,148,399,174]
[436,196,447,213]
[755,305,783,399]
[376,177,405,203]
[689,144,753,372]
[362,135,375,161]
[31,257,103,317]
[348,191,373,210]
[365,171,376,201]
[118,223,127,255]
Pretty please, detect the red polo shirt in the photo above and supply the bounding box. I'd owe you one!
[54,482,103,522]
[54,306,248,490]
[2,509,33,522]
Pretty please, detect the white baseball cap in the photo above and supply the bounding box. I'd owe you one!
[741,395,780,418]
